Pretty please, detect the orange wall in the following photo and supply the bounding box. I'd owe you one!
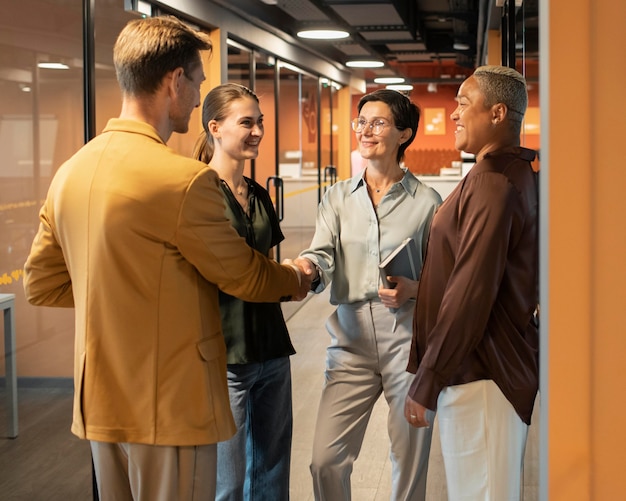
[350,83,540,170]
[546,0,626,498]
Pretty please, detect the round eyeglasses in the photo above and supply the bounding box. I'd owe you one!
[351,118,392,135]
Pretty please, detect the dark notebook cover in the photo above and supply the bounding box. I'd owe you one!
[379,237,419,289]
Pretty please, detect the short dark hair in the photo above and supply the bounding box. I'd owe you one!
[357,89,420,163]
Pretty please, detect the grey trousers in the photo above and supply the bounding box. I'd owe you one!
[310,300,432,501]
[90,441,217,501]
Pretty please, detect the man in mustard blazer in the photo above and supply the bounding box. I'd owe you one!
[23,16,311,501]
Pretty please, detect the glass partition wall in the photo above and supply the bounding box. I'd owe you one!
[226,44,338,262]
[0,0,344,402]
[276,64,321,261]
[320,79,339,198]
[0,2,215,383]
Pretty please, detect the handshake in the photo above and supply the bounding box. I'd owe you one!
[281,257,319,301]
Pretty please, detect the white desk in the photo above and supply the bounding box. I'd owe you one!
[417,175,463,201]
[1,293,17,438]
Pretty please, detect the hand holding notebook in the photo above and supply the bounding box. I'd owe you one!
[379,237,419,289]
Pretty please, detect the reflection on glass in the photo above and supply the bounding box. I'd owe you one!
[253,52,277,188]
[0,1,89,377]
[276,64,320,261]
[320,80,335,173]
[227,40,251,88]
[300,73,318,179]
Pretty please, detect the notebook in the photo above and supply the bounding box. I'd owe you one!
[378,237,419,289]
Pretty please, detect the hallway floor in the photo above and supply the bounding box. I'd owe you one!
[0,286,539,500]
[287,288,539,501]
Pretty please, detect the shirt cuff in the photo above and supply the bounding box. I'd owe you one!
[408,367,444,411]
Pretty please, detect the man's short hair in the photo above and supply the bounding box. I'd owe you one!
[113,15,212,96]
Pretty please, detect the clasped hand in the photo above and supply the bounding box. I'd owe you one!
[282,257,315,301]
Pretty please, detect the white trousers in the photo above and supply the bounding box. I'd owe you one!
[437,380,528,501]
[91,441,217,501]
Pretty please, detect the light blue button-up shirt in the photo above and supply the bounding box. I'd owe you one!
[300,169,442,305]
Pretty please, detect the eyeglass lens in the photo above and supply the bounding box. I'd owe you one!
[352,119,386,135]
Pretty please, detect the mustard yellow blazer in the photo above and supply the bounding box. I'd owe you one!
[24,119,300,446]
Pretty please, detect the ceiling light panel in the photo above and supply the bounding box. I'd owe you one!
[297,29,350,39]
[374,77,405,84]
[386,84,413,91]
[346,60,384,68]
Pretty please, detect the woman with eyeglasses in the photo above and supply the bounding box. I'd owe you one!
[295,89,442,500]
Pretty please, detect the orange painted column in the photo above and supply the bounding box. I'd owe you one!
[206,28,224,89]
[544,0,592,497]
[586,0,626,497]
[544,0,626,498]
[486,30,501,66]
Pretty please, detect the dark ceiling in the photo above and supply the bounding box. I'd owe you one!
[212,0,539,84]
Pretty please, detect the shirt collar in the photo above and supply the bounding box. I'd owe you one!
[350,167,418,196]
[483,146,537,162]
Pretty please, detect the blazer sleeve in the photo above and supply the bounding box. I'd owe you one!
[23,204,75,307]
[175,169,300,302]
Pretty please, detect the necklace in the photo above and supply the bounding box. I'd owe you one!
[235,178,246,196]
[367,182,387,194]
[366,170,404,194]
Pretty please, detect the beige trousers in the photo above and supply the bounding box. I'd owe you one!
[90,441,217,501]
[310,300,432,500]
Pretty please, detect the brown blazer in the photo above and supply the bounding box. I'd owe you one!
[24,119,300,446]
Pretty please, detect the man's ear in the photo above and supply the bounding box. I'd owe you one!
[167,67,185,96]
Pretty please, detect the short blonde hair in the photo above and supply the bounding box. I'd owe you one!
[473,65,528,125]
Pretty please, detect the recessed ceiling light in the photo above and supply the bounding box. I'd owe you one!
[374,77,405,84]
[37,62,69,70]
[297,29,349,40]
[386,84,413,91]
[453,42,470,51]
[346,60,384,68]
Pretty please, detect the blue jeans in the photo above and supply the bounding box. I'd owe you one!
[216,357,293,501]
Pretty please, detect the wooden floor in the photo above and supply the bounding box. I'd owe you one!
[0,285,539,500]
